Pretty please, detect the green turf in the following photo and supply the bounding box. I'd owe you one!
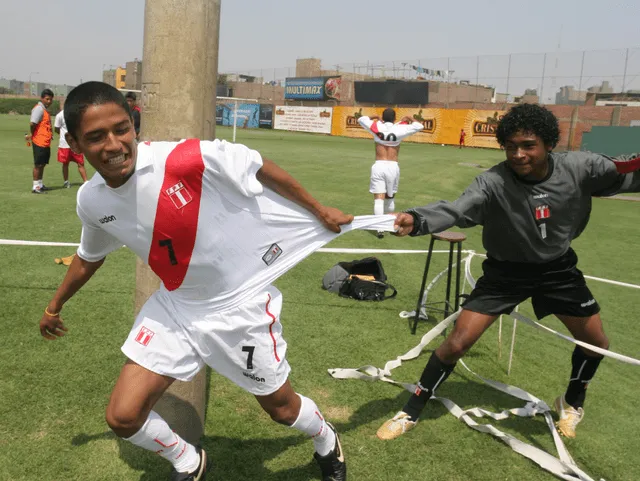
[1,115,639,481]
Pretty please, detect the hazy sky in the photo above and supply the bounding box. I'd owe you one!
[1,0,639,100]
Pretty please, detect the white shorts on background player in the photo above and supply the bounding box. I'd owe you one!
[122,284,290,396]
[370,160,399,195]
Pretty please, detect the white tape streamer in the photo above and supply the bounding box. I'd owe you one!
[329,252,639,481]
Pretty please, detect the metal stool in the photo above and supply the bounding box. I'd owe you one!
[410,231,466,335]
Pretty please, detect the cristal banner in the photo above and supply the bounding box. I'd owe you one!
[331,106,507,148]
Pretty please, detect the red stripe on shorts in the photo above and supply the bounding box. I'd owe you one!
[265,294,281,362]
[148,139,204,291]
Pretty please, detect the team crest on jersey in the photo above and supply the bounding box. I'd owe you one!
[135,326,155,347]
[535,204,551,220]
[262,243,283,266]
[165,181,192,209]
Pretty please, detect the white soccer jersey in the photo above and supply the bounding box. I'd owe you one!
[54,111,70,149]
[76,139,394,312]
[357,116,423,147]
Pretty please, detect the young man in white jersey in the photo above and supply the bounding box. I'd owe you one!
[54,110,88,187]
[358,108,424,238]
[37,82,394,481]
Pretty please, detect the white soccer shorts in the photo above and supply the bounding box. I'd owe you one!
[121,285,291,396]
[369,160,400,195]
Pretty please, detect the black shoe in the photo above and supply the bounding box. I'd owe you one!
[376,231,384,239]
[32,188,46,194]
[171,446,208,481]
[40,185,50,191]
[313,423,346,481]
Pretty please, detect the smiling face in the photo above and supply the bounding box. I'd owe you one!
[503,130,552,181]
[66,102,137,188]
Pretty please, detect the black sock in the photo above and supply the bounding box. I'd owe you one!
[403,352,455,421]
[564,345,604,409]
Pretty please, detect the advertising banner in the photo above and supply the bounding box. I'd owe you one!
[259,104,273,129]
[284,77,342,101]
[216,103,260,128]
[331,107,506,148]
[274,106,333,134]
[331,106,441,143]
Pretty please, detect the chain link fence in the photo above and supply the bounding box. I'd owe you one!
[223,47,640,105]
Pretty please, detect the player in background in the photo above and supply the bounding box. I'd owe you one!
[358,108,424,238]
[26,89,54,193]
[38,82,392,481]
[459,128,466,149]
[378,103,640,441]
[54,109,88,188]
[125,91,141,141]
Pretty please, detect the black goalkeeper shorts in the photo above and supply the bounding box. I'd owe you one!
[461,248,600,320]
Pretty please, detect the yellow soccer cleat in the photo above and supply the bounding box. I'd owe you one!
[376,412,417,440]
[54,254,75,266]
[554,395,584,438]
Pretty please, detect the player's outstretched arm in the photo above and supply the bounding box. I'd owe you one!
[39,255,105,340]
[401,176,491,236]
[256,158,354,233]
[589,152,640,196]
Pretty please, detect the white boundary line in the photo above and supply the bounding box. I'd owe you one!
[2,239,640,290]
[0,239,81,247]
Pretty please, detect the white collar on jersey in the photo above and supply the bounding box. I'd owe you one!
[92,142,154,187]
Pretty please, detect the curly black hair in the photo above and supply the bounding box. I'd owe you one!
[496,103,560,148]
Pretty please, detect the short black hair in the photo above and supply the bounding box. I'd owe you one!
[496,103,560,148]
[382,108,396,123]
[41,88,54,98]
[125,91,137,101]
[64,81,131,138]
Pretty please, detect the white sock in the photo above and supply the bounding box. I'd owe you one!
[124,411,200,473]
[33,181,39,189]
[291,394,336,457]
[374,199,384,216]
[384,198,395,213]
[38,180,43,188]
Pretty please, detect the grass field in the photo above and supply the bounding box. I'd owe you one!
[1,114,639,481]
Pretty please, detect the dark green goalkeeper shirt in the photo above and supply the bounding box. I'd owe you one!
[408,152,640,263]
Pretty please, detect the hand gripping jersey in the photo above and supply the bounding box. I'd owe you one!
[357,116,424,147]
[76,139,394,311]
[407,151,640,263]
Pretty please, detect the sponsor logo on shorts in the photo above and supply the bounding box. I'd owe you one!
[262,243,283,266]
[99,215,117,224]
[415,382,425,396]
[580,299,596,308]
[135,326,155,346]
[243,372,266,383]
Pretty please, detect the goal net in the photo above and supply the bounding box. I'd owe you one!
[216,96,259,142]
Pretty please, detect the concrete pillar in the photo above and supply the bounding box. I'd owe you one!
[136,0,221,444]
[567,106,580,151]
[611,106,622,127]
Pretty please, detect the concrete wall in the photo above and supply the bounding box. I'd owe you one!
[226,81,285,103]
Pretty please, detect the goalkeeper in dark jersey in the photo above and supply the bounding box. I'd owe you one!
[377,103,640,441]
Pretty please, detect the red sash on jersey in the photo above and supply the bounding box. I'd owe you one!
[148,139,205,291]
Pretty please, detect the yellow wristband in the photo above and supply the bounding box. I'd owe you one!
[45,307,60,317]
